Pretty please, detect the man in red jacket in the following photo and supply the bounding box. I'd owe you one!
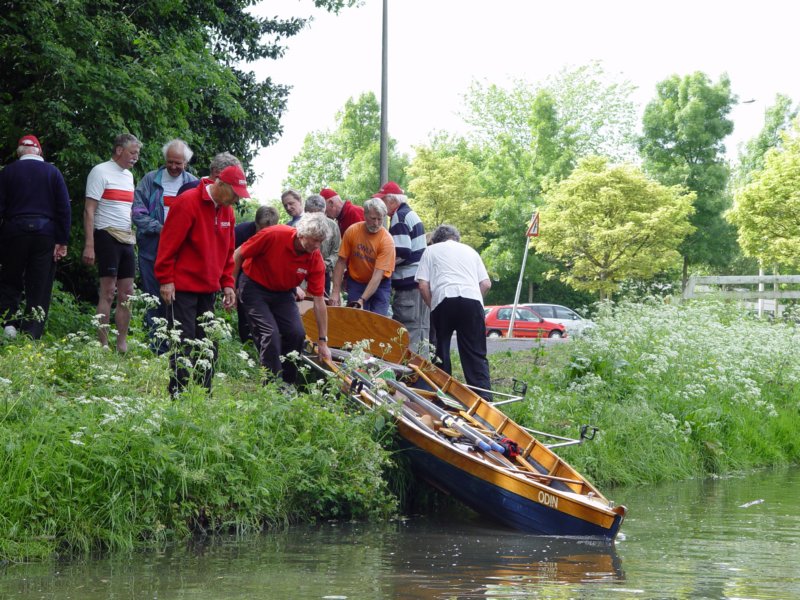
[320,187,364,238]
[155,164,249,397]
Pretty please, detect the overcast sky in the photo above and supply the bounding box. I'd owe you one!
[247,0,800,202]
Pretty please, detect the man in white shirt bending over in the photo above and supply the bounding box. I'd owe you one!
[415,224,493,400]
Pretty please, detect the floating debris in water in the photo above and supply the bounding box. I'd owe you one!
[738,499,764,508]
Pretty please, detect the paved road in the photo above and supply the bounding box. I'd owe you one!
[449,335,568,355]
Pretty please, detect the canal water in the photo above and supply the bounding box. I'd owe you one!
[1,468,797,599]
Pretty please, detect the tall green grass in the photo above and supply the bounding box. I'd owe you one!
[492,299,800,487]
[0,301,396,562]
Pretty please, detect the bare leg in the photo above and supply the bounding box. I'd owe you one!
[96,276,118,347]
[115,277,134,353]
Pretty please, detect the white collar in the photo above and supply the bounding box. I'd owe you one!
[205,183,221,207]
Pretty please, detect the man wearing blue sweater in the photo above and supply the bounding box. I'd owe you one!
[0,135,71,339]
[132,139,197,351]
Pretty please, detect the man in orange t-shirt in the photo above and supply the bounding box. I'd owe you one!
[330,198,395,316]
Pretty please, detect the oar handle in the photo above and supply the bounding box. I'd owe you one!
[386,380,505,453]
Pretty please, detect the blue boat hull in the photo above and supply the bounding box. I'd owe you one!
[400,440,623,539]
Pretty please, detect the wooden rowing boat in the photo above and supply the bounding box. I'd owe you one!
[301,306,627,540]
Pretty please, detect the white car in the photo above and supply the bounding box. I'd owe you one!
[520,303,595,336]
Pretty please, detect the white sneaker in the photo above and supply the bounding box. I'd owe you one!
[3,325,17,338]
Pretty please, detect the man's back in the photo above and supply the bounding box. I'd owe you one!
[0,158,70,241]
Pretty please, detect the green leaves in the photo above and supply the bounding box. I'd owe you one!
[285,92,409,201]
[406,144,495,248]
[728,119,800,268]
[640,72,738,271]
[0,0,358,193]
[532,157,695,299]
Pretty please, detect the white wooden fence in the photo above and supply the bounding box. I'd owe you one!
[683,275,800,300]
[683,275,800,317]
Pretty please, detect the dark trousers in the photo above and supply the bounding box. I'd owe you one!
[138,254,167,353]
[235,272,252,344]
[0,234,56,339]
[431,297,492,400]
[238,273,304,384]
[345,276,391,316]
[166,291,217,396]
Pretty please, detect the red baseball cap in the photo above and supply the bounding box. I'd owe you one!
[374,181,404,199]
[218,165,251,198]
[319,188,338,200]
[18,135,41,151]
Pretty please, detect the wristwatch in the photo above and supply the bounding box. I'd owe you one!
[318,336,328,342]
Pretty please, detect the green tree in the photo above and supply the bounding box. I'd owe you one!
[531,157,695,300]
[460,64,637,301]
[732,94,798,189]
[544,61,639,163]
[727,119,800,269]
[285,129,347,195]
[462,63,637,199]
[285,92,408,201]
[405,144,494,248]
[460,86,572,296]
[462,83,574,201]
[639,72,738,285]
[0,0,356,189]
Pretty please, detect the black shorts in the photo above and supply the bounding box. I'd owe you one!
[94,229,136,279]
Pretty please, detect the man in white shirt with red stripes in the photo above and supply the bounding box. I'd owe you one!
[82,133,141,352]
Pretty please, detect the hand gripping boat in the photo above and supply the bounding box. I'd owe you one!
[301,307,627,540]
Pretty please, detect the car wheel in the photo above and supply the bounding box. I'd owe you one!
[548,330,563,339]
[487,330,503,338]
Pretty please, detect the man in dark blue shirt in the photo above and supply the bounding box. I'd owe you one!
[0,135,71,339]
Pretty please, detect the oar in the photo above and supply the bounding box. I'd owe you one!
[326,359,506,457]
[382,379,586,483]
[323,357,443,437]
[384,379,505,453]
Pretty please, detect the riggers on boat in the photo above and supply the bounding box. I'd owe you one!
[301,307,627,540]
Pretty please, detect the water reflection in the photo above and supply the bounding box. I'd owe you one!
[1,468,798,599]
[1,519,622,599]
[384,520,624,598]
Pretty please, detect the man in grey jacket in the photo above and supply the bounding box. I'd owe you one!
[131,139,197,351]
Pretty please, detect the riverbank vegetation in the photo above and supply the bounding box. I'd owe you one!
[492,299,800,486]
[0,290,396,562]
[3,295,799,561]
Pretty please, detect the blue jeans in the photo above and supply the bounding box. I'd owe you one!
[346,276,391,316]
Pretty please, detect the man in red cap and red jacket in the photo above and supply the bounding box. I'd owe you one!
[320,187,364,238]
[155,163,249,397]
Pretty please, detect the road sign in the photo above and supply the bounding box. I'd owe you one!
[526,211,539,237]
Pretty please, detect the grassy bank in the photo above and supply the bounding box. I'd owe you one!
[3,292,799,561]
[491,299,800,487]
[0,292,396,562]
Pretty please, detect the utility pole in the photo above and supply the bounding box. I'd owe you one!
[379,0,389,185]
